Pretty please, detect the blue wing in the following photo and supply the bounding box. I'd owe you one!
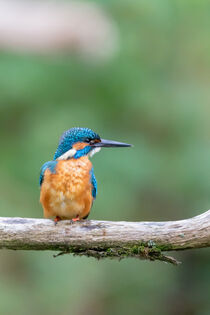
[90,168,97,199]
[39,160,58,186]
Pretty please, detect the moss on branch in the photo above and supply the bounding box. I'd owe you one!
[53,242,181,265]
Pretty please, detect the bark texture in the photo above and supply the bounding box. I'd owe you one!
[0,210,209,265]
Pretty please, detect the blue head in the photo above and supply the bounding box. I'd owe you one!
[53,127,131,160]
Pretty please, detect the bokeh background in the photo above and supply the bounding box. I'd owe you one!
[0,0,210,314]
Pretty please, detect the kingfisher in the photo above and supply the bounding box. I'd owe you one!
[39,127,131,223]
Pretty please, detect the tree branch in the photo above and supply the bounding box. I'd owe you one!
[0,210,210,265]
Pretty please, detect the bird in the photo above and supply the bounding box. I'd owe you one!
[39,127,131,223]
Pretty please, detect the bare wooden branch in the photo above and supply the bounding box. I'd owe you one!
[0,210,210,265]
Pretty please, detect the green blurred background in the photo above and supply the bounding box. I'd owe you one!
[0,0,210,314]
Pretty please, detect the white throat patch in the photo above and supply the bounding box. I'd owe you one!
[57,147,101,160]
[89,147,101,157]
[57,148,77,160]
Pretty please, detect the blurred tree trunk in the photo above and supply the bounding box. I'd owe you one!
[0,0,117,59]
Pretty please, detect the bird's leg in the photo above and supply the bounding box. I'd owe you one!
[54,216,61,225]
[70,215,80,224]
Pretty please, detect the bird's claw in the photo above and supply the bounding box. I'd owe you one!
[54,216,61,226]
[69,216,80,224]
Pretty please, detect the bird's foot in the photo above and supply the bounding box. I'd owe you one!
[54,216,61,225]
[70,216,80,224]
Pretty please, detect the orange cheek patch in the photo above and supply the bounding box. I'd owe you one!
[73,142,89,150]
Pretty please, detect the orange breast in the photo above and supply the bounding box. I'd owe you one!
[40,157,93,220]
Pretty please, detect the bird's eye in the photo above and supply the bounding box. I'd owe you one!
[84,138,95,145]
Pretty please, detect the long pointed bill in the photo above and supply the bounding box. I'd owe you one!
[92,139,132,148]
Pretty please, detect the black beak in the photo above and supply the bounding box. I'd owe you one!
[92,139,132,148]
